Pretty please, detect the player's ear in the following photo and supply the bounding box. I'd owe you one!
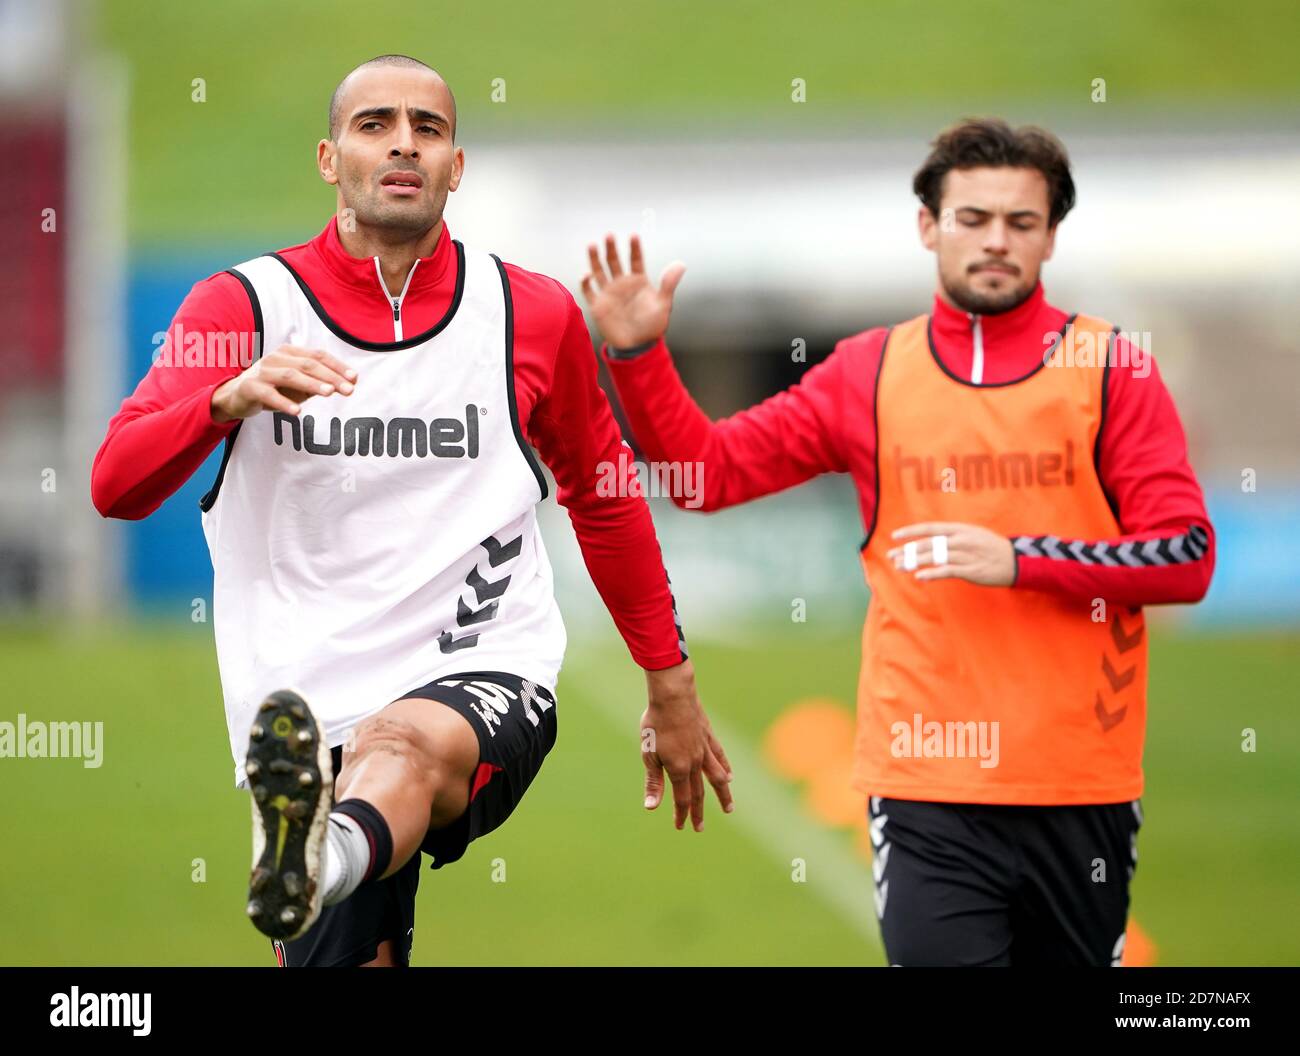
[447,146,465,193]
[1042,222,1058,263]
[918,205,938,251]
[318,139,339,186]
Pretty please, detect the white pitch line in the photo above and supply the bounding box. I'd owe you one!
[574,656,882,952]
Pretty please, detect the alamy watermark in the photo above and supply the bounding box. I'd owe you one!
[1044,328,1151,378]
[50,988,150,1035]
[0,714,103,767]
[151,324,261,369]
[890,712,999,768]
[595,451,704,509]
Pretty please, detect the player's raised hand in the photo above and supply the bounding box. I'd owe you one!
[640,658,734,832]
[581,234,686,349]
[211,345,357,423]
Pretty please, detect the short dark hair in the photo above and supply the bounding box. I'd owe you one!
[912,118,1076,227]
[327,54,457,141]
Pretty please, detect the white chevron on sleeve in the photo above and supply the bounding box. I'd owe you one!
[1140,538,1167,565]
[1116,541,1144,567]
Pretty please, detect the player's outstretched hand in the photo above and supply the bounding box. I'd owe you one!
[641,658,734,831]
[581,234,685,349]
[211,345,357,423]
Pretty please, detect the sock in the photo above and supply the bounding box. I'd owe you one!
[320,798,393,907]
[320,815,368,907]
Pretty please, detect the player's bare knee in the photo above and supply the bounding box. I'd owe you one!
[351,714,437,774]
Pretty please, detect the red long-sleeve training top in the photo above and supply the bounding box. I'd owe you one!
[603,281,1214,607]
[91,217,686,670]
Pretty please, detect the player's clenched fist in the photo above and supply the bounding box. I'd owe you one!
[210,345,357,423]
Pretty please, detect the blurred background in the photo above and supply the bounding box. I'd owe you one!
[0,0,1296,965]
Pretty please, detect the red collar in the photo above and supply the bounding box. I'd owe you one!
[931,279,1050,339]
[304,215,458,299]
[928,280,1070,383]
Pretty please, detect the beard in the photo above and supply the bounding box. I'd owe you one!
[337,161,444,237]
[940,267,1036,315]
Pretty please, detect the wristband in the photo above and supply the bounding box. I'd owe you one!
[606,339,659,360]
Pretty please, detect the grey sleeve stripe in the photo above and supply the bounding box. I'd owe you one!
[1012,524,1209,566]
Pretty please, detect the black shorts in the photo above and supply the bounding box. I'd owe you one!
[868,794,1143,966]
[273,671,558,967]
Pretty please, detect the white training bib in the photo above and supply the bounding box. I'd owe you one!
[201,242,566,787]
